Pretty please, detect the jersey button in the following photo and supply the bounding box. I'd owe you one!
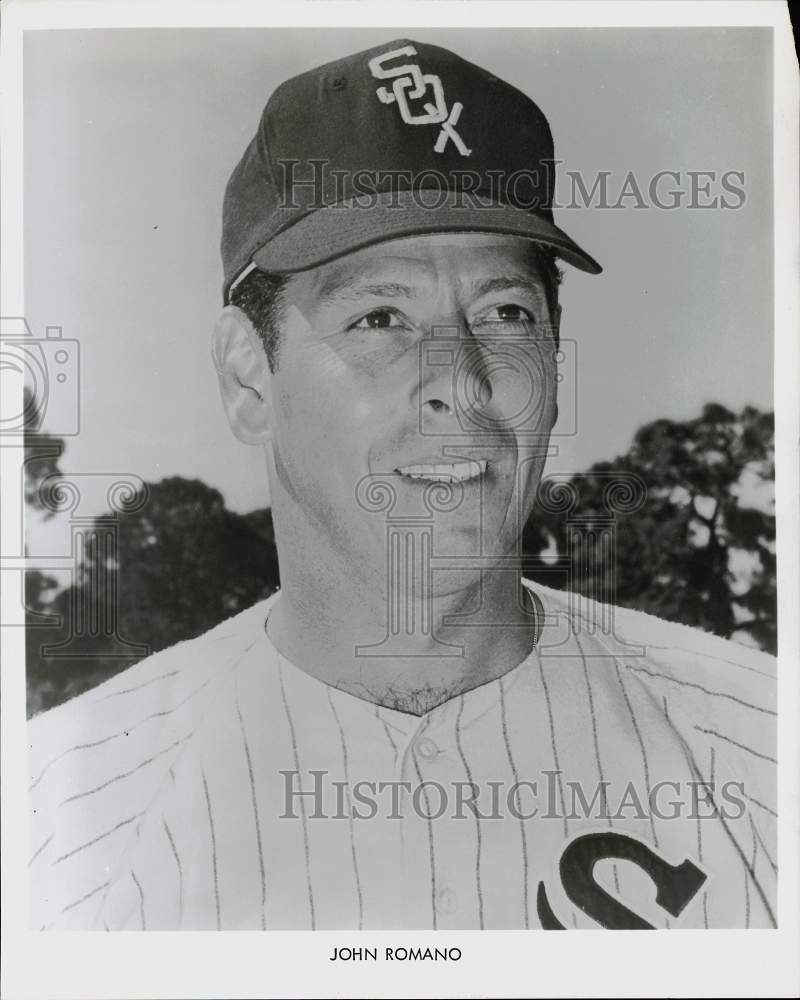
[435,888,458,915]
[416,737,439,760]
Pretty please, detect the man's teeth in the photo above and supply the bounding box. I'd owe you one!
[396,460,487,483]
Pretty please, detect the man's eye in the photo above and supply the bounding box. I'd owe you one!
[349,309,405,331]
[477,304,536,324]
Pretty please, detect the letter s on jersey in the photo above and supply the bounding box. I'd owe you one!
[537,832,707,929]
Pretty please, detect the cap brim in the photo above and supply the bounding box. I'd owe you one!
[251,190,601,276]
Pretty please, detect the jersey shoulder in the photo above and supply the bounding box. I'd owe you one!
[530,580,777,818]
[28,595,277,929]
[531,580,775,695]
[29,594,276,770]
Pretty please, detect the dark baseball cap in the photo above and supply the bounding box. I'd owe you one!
[221,38,602,301]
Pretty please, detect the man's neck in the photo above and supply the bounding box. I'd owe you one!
[266,516,538,716]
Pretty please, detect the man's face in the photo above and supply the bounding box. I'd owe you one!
[265,232,558,588]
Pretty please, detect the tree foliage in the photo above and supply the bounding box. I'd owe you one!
[25,477,279,715]
[524,404,776,652]
[23,386,65,516]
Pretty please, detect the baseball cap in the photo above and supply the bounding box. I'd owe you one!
[221,38,602,301]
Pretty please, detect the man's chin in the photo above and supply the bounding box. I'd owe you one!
[429,540,520,597]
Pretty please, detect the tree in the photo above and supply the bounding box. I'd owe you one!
[22,385,65,513]
[110,477,280,653]
[23,388,70,715]
[524,404,776,652]
[25,477,280,716]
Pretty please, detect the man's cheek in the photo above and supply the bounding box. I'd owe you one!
[274,376,375,480]
[348,395,383,429]
[473,341,552,415]
[309,370,387,443]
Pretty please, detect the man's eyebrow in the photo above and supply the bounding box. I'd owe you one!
[316,279,417,306]
[469,274,547,301]
[314,271,545,307]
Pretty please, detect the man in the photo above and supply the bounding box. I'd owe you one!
[29,38,776,930]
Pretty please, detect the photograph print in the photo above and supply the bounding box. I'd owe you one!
[20,25,778,931]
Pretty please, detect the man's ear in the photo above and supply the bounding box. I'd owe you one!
[212,305,273,444]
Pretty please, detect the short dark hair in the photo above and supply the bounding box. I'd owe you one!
[230,244,563,373]
[229,270,288,374]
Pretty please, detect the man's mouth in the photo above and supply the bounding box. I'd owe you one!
[394,460,488,484]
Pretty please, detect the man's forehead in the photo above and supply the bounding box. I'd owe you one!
[291,233,543,303]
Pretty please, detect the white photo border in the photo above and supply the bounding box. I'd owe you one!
[1,2,797,998]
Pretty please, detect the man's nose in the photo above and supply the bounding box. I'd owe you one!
[417,320,494,430]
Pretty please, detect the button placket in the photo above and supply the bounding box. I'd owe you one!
[415,735,440,761]
[395,714,438,777]
[391,716,436,925]
[435,886,458,916]
[416,707,475,927]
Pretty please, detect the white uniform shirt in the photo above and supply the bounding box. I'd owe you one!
[29,582,777,930]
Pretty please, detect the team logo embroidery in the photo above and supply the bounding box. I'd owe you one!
[368,45,472,157]
[537,832,707,930]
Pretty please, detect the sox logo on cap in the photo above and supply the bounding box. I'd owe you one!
[220,38,603,300]
[368,45,472,157]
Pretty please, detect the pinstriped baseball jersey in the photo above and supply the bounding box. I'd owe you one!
[29,581,776,930]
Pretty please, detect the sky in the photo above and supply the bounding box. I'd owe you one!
[23,26,773,540]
